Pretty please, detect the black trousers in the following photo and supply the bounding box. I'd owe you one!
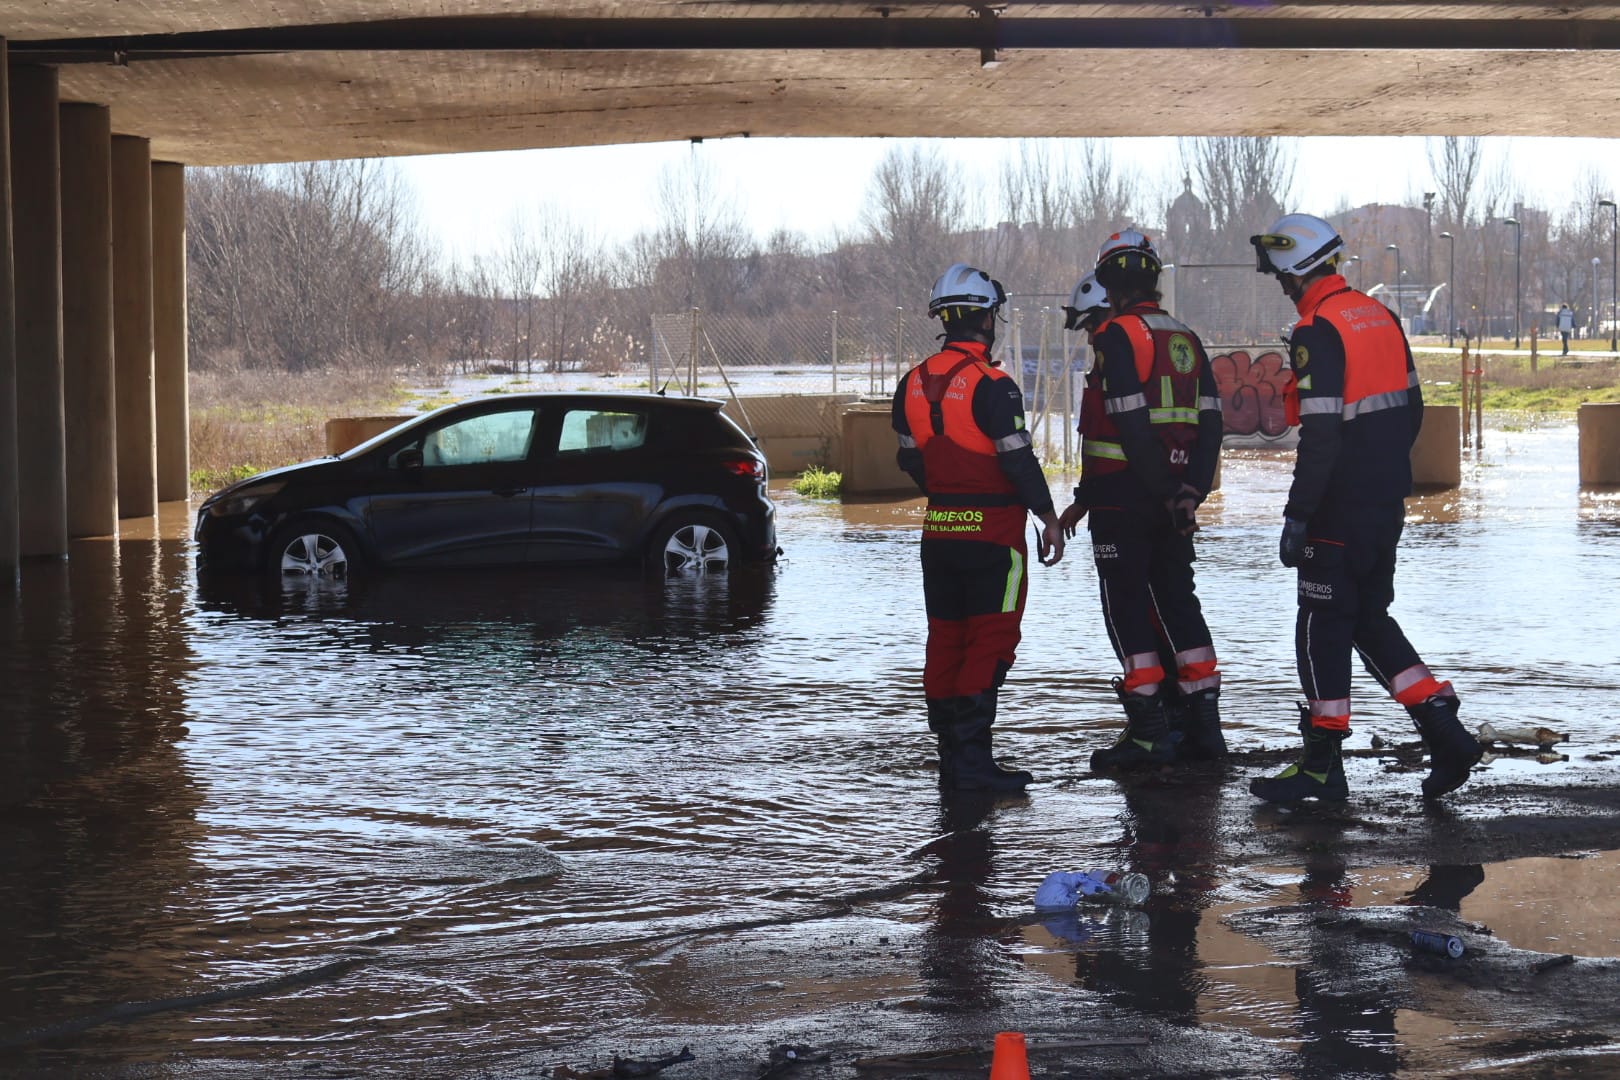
[1295,500,1440,726]
[1088,503,1216,694]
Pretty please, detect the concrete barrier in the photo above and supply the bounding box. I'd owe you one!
[325,415,412,455]
[722,393,858,475]
[1411,404,1461,489]
[840,402,917,495]
[1579,402,1620,485]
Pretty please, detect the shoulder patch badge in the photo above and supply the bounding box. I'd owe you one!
[1168,333,1196,375]
[1293,344,1310,370]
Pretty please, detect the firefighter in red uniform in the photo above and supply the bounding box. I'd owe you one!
[892,263,1065,793]
[1248,213,1481,803]
[1061,232,1227,772]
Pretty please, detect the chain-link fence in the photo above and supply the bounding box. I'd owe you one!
[1169,262,1299,349]
[650,304,1089,464]
[648,268,1308,468]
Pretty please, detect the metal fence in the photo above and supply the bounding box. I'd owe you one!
[650,304,1090,463]
[648,267,1309,466]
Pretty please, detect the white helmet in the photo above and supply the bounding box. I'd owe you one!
[1251,213,1344,277]
[927,262,1007,319]
[1094,228,1162,290]
[1062,271,1110,331]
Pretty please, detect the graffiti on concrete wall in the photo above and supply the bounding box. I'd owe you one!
[1210,348,1292,440]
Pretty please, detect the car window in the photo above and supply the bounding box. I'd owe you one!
[557,409,648,454]
[418,409,537,467]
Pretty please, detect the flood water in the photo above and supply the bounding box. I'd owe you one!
[3,420,1619,1077]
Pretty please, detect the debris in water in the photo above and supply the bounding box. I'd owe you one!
[760,1043,833,1076]
[1477,723,1567,747]
[1532,953,1576,974]
[553,1047,697,1080]
[1410,930,1465,957]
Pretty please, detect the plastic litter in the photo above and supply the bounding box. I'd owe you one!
[1033,869,1150,909]
[1477,723,1567,747]
[1410,930,1465,958]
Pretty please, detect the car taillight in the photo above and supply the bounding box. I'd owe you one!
[721,455,765,480]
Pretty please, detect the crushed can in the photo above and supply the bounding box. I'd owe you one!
[1411,930,1465,958]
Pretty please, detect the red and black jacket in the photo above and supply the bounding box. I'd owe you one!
[1283,274,1424,520]
[891,339,1053,545]
[1078,302,1222,507]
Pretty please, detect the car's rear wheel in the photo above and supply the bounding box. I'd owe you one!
[647,513,738,576]
[268,518,360,582]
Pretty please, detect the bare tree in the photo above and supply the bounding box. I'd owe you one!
[1427,136,1483,231]
[1178,137,1297,258]
[861,144,974,308]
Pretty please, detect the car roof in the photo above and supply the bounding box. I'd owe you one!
[449,392,723,411]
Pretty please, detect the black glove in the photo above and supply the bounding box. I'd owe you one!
[1279,517,1308,567]
[1166,483,1201,536]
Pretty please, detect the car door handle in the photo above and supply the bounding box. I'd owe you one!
[493,486,529,498]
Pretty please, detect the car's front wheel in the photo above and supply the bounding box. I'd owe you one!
[268,518,361,582]
[647,513,738,575]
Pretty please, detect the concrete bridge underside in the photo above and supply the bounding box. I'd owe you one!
[5,1,1620,574]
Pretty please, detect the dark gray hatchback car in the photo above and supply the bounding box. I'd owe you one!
[195,393,777,579]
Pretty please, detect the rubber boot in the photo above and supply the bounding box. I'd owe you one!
[1090,680,1178,772]
[1249,706,1348,803]
[943,692,1033,793]
[1178,686,1228,761]
[1408,694,1482,800]
[926,698,956,787]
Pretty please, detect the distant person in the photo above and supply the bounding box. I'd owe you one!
[1061,232,1226,773]
[1247,212,1481,804]
[892,263,1065,794]
[1557,303,1575,355]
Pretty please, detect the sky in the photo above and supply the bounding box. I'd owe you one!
[395,135,1620,266]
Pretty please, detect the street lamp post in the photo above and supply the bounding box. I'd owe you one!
[1594,257,1603,342]
[1386,243,1403,326]
[1423,191,1436,287]
[1439,231,1455,347]
[1600,199,1618,351]
[1503,217,1522,349]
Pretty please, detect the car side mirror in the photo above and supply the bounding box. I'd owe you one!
[397,447,423,471]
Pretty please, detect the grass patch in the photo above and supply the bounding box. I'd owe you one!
[792,465,843,498]
[1414,352,1620,413]
[190,367,408,498]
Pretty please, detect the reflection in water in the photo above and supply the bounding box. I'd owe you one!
[1,423,1619,1075]
[1068,777,1223,1025]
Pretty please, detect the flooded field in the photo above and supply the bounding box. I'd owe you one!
[2,420,1620,1078]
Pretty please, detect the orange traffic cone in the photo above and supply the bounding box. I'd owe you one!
[989,1031,1030,1080]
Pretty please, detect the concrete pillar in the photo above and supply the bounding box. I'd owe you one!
[59,103,116,538]
[151,162,188,503]
[1411,403,1461,489]
[1578,403,1620,486]
[111,135,156,519]
[0,42,17,578]
[8,66,66,557]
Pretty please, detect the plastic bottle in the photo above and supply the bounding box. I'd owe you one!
[1410,930,1464,958]
[1075,870,1151,906]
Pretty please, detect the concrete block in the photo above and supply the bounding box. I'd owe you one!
[1411,404,1461,489]
[723,393,857,474]
[840,403,916,496]
[326,415,410,455]
[1579,402,1620,486]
